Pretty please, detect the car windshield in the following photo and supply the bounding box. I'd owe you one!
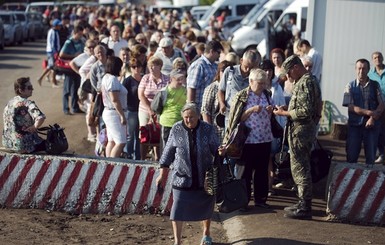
[0,14,11,24]
[241,1,267,26]
[200,6,214,21]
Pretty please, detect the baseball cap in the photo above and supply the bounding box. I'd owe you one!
[281,55,302,75]
[159,37,173,48]
[52,19,62,27]
[170,69,186,78]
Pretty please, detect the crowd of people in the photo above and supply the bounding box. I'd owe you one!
[2,3,385,245]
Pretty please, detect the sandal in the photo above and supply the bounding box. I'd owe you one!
[201,236,212,245]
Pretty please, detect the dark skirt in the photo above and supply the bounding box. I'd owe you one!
[170,188,215,221]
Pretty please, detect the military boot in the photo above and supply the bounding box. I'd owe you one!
[284,200,312,220]
[283,201,301,212]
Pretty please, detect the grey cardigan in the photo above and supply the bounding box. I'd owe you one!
[159,120,219,189]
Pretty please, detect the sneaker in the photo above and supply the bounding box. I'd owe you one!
[375,155,384,163]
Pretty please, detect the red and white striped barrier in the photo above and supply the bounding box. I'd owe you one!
[0,153,173,214]
[327,162,385,225]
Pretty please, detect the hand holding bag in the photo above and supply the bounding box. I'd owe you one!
[54,54,76,76]
[140,116,161,144]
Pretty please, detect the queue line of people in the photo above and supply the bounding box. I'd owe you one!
[4,3,385,245]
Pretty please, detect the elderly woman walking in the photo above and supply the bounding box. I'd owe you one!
[156,103,224,245]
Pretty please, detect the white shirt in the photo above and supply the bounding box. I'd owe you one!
[308,48,323,82]
[101,36,128,57]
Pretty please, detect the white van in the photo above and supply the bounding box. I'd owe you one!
[25,2,59,13]
[230,0,295,55]
[197,0,259,30]
[257,0,309,57]
[190,5,210,20]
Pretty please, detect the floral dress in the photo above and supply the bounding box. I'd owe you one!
[2,96,46,153]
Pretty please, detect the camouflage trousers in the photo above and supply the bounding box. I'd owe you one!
[288,123,316,201]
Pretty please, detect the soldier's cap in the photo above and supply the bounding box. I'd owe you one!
[170,69,186,78]
[282,55,302,75]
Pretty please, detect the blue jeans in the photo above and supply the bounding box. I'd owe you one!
[346,122,381,165]
[124,110,140,160]
[63,74,80,113]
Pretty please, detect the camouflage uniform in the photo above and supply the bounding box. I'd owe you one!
[287,73,322,201]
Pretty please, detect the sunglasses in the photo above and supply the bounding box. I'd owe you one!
[131,65,140,69]
[87,46,95,49]
[26,85,33,90]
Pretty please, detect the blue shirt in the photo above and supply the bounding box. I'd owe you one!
[368,67,385,97]
[187,55,217,110]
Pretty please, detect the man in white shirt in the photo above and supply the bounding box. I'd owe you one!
[101,25,128,57]
[298,39,323,83]
[154,37,188,75]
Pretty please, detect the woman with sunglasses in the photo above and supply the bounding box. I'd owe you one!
[2,77,46,153]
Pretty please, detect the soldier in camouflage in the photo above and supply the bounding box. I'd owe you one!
[273,55,322,219]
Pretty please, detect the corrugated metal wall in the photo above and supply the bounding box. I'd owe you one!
[309,0,385,124]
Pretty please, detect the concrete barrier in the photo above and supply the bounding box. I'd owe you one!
[0,152,173,214]
[326,162,385,225]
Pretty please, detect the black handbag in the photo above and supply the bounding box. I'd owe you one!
[81,79,92,94]
[311,140,333,183]
[274,124,333,183]
[271,115,284,138]
[215,157,248,213]
[38,124,68,155]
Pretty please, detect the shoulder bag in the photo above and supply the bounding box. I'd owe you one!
[150,88,167,115]
[224,122,251,159]
[38,124,68,155]
[54,40,77,76]
[264,90,284,138]
[88,93,104,127]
